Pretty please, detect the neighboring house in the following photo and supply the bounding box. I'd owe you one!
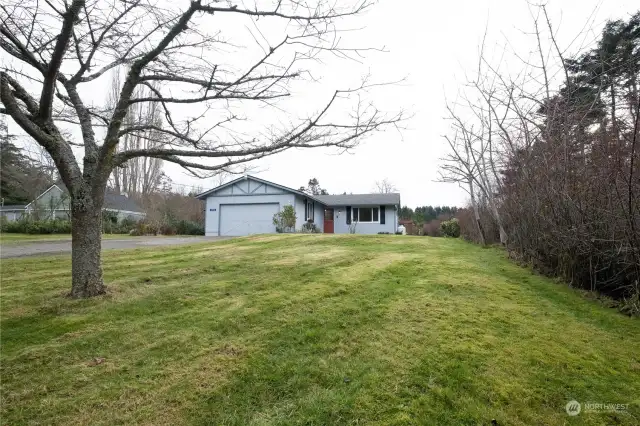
[1,184,146,221]
[196,175,400,236]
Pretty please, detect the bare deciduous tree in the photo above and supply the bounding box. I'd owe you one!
[108,71,164,196]
[374,178,397,194]
[439,120,487,246]
[1,0,403,297]
[442,6,640,309]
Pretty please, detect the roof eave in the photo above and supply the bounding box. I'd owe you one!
[195,175,327,205]
[321,202,400,207]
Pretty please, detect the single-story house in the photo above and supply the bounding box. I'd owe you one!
[195,175,400,236]
[0,184,146,222]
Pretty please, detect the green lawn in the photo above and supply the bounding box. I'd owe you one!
[0,233,74,243]
[0,233,138,243]
[0,233,203,244]
[1,235,638,425]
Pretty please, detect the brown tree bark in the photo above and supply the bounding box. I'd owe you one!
[70,194,105,298]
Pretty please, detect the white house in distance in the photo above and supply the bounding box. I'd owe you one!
[0,184,146,222]
[195,175,400,236]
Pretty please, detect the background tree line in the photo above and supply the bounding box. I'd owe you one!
[399,206,459,224]
[441,8,639,312]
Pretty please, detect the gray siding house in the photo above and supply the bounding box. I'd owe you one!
[196,175,400,236]
[0,205,27,222]
[1,184,146,221]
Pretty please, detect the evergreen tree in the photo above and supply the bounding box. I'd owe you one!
[1,124,53,205]
[300,178,329,195]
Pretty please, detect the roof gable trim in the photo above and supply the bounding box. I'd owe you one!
[25,184,64,209]
[196,175,326,204]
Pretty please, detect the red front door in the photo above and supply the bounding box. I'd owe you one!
[324,208,334,233]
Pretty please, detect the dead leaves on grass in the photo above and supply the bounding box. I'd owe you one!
[212,344,244,358]
[87,357,105,367]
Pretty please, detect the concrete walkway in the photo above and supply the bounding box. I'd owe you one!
[0,236,229,258]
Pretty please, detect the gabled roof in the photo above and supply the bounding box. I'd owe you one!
[25,184,64,209]
[195,175,327,204]
[195,175,402,207]
[315,193,401,206]
[104,193,145,213]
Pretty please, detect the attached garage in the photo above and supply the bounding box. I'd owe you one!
[219,203,279,236]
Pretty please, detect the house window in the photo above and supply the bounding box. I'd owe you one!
[306,201,314,221]
[352,207,379,223]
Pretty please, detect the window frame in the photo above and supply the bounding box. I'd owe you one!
[351,206,380,223]
[305,201,314,221]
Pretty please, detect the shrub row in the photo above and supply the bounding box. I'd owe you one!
[154,219,204,236]
[1,218,72,234]
[1,216,204,236]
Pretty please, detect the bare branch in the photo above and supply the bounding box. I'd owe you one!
[39,0,84,119]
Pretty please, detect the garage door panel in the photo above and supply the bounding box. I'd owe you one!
[219,203,279,236]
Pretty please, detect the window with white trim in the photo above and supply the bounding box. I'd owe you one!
[306,201,314,221]
[352,207,379,223]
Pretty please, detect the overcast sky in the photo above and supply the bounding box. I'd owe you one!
[162,0,635,207]
[6,0,638,208]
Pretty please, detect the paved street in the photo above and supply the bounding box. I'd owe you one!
[0,236,229,258]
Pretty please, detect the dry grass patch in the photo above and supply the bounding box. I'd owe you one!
[331,252,414,283]
[268,246,350,265]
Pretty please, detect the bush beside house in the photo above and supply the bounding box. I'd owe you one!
[1,217,73,234]
[273,205,297,233]
[0,214,204,236]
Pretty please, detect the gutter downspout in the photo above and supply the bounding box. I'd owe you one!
[394,204,398,233]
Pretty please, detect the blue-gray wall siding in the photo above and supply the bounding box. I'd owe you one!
[213,179,289,196]
[332,205,397,234]
[204,179,298,236]
[27,186,69,214]
[0,211,24,222]
[293,195,324,232]
[205,197,397,235]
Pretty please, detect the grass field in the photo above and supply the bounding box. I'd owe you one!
[0,233,142,243]
[0,233,76,243]
[1,235,638,425]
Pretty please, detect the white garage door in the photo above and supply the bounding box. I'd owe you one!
[219,203,280,236]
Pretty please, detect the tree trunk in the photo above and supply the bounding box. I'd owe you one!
[70,199,105,298]
[486,193,508,246]
[468,180,486,246]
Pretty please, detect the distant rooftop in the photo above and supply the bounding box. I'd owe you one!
[0,204,26,211]
[104,192,145,213]
[37,183,145,213]
[315,193,400,206]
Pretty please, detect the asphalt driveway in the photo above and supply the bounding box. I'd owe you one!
[0,236,229,258]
